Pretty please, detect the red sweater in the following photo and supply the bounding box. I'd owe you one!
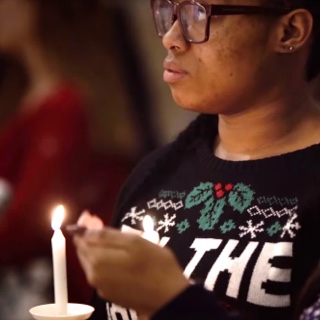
[0,85,132,302]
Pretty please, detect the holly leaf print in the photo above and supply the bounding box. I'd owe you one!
[228,183,255,213]
[198,198,227,230]
[200,196,214,215]
[185,182,214,209]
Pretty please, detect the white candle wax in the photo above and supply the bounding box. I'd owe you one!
[142,215,160,244]
[51,205,68,315]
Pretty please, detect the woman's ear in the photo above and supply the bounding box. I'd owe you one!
[274,9,314,53]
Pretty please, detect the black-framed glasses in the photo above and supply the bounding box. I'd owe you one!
[151,0,295,43]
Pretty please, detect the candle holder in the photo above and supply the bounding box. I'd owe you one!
[29,303,94,320]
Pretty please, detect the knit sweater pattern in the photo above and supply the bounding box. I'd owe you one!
[91,125,320,320]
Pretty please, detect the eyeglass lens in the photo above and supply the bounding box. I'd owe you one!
[153,0,208,42]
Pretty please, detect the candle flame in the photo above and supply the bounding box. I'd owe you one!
[142,215,155,233]
[51,205,65,231]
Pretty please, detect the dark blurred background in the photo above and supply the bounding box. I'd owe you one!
[0,1,196,319]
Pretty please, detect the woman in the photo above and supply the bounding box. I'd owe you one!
[73,0,320,319]
[0,0,142,318]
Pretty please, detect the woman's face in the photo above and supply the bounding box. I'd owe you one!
[0,0,37,54]
[161,0,282,114]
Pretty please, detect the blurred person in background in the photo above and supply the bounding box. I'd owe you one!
[0,0,157,318]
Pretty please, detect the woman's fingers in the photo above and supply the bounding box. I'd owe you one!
[77,210,104,230]
[74,237,131,292]
[74,233,127,263]
[76,227,149,251]
[73,229,190,316]
[77,210,92,226]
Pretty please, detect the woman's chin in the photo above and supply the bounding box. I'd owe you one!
[171,93,212,114]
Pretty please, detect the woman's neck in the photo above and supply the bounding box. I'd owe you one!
[214,92,320,160]
[18,41,63,111]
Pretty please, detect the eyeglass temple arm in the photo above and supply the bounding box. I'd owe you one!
[209,5,293,16]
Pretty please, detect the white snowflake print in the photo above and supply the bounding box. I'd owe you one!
[147,198,183,211]
[121,207,145,225]
[239,220,264,239]
[281,213,301,238]
[157,213,176,233]
[248,205,297,219]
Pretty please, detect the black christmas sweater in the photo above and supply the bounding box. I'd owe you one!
[90,120,320,320]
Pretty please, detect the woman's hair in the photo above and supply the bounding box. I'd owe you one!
[0,55,27,122]
[263,0,320,81]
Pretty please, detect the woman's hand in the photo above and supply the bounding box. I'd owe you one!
[77,210,104,230]
[73,221,190,318]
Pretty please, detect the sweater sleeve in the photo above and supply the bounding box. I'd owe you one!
[152,284,244,320]
[112,144,172,227]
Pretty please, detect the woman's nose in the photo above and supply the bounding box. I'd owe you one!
[162,20,188,52]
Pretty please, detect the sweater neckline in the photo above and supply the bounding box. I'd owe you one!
[196,130,320,174]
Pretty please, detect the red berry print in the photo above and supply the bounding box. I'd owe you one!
[225,183,233,191]
[216,190,225,198]
[215,183,222,191]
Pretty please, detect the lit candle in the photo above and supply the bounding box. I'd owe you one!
[142,215,160,244]
[51,205,68,315]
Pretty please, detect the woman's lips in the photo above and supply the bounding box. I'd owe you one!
[163,70,187,83]
[163,62,187,83]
